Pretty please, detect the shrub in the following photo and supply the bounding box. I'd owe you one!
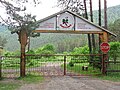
[69,61,74,67]
[109,42,120,62]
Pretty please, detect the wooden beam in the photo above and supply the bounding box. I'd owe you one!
[34,30,103,34]
[103,31,108,42]
[100,31,109,75]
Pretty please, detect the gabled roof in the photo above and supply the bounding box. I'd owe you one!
[37,9,116,36]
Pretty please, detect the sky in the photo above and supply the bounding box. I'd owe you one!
[27,0,120,20]
[1,0,120,21]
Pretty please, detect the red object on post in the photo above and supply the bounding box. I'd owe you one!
[100,42,110,53]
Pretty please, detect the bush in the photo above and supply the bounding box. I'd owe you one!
[69,61,74,67]
[109,42,120,62]
[72,45,89,55]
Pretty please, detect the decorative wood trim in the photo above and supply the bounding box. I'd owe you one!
[34,30,103,34]
[103,31,108,42]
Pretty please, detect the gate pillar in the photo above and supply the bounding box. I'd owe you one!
[100,32,109,75]
[20,30,28,77]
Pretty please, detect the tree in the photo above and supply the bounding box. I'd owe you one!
[42,44,55,52]
[57,0,84,16]
[108,19,120,42]
[109,42,120,64]
[0,36,7,47]
[0,0,41,77]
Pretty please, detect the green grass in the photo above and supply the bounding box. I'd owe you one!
[107,63,120,70]
[66,63,101,75]
[0,74,44,90]
[94,72,120,82]
[0,82,20,90]
[17,74,44,84]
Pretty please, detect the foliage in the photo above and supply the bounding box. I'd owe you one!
[17,74,44,84]
[0,0,40,44]
[0,36,7,47]
[69,61,74,67]
[4,51,13,56]
[0,74,44,90]
[42,44,55,52]
[72,45,89,55]
[108,19,120,41]
[4,50,20,56]
[0,4,120,51]
[66,63,101,75]
[0,82,20,90]
[109,42,120,62]
[26,50,35,55]
[36,44,55,54]
[56,35,87,53]
[57,0,84,15]
[95,72,120,82]
[93,5,120,26]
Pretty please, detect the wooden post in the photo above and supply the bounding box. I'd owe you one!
[101,32,108,75]
[64,56,66,75]
[20,30,28,77]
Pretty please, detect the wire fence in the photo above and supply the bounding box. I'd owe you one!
[0,54,110,78]
[106,52,120,73]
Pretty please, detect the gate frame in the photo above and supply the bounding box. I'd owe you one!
[19,10,116,77]
[25,54,103,76]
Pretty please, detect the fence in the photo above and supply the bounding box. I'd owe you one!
[0,54,103,78]
[0,56,20,78]
[25,54,102,76]
[106,52,120,74]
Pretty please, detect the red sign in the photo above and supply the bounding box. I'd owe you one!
[100,43,110,53]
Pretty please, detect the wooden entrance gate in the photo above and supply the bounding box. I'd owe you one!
[0,54,102,78]
[14,10,116,77]
[25,54,102,76]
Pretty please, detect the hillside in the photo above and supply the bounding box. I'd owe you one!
[0,5,120,51]
[93,5,120,25]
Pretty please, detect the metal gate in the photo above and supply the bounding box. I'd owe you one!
[0,56,20,78]
[26,55,65,76]
[25,54,102,76]
[106,52,120,75]
[0,54,102,78]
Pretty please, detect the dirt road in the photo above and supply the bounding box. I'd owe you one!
[19,76,120,90]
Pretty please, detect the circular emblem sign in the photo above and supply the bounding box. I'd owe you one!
[58,12,74,30]
[100,42,110,53]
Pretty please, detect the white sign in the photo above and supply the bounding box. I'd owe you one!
[36,11,103,32]
[36,17,56,30]
[57,12,74,30]
[75,17,101,31]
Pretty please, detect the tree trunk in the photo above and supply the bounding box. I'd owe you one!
[99,0,101,26]
[104,0,107,29]
[84,0,92,64]
[19,30,28,77]
[90,0,95,53]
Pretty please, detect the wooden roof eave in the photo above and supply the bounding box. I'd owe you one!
[36,9,117,37]
[66,10,117,37]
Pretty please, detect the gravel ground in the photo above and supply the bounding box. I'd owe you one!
[18,76,120,90]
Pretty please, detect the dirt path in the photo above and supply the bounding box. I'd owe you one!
[18,76,120,90]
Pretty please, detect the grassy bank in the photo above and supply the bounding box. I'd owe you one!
[0,74,44,90]
[95,72,120,82]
